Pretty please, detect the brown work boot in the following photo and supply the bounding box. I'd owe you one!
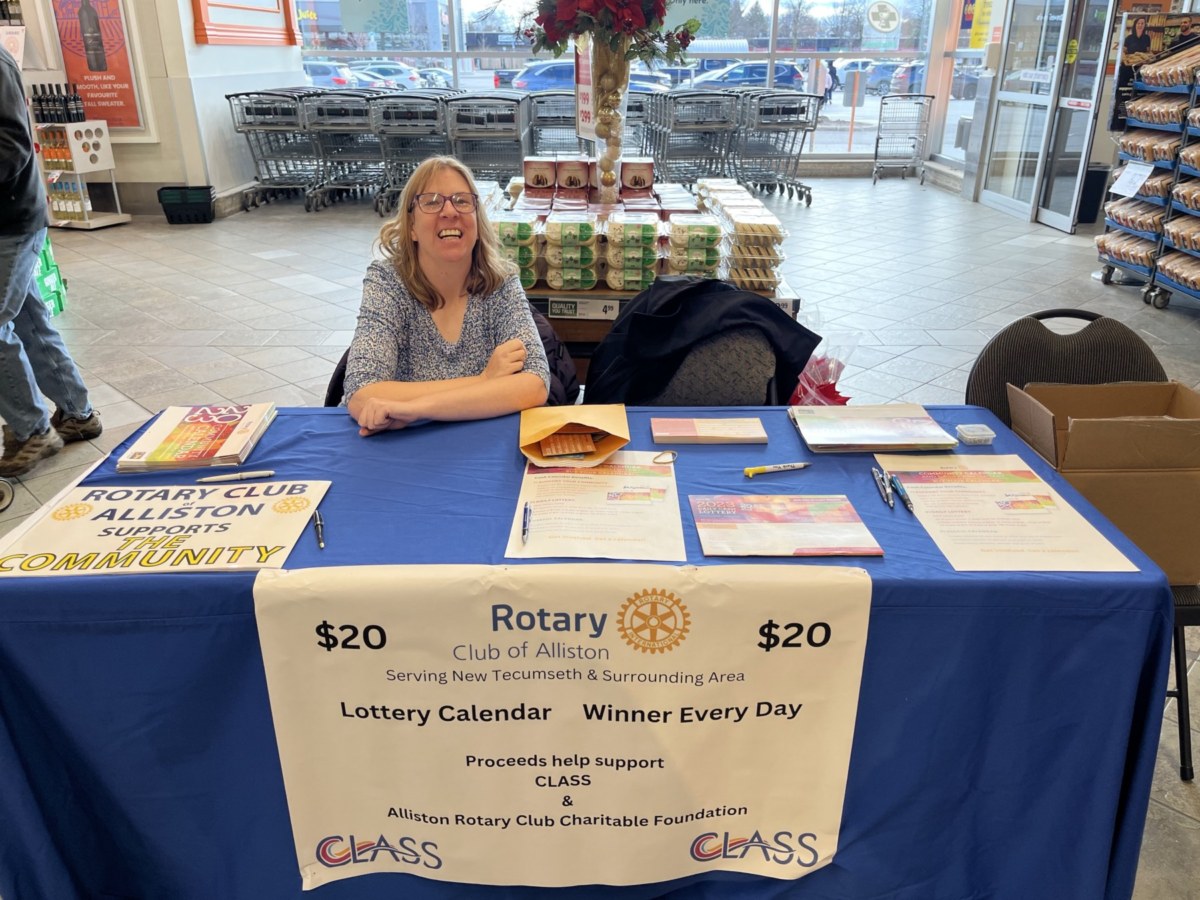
[0,425,65,477]
[51,409,103,442]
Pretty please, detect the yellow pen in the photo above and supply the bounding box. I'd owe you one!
[743,462,812,478]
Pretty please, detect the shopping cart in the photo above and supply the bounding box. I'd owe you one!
[370,90,457,216]
[530,91,585,155]
[446,91,532,183]
[873,94,934,184]
[226,88,323,210]
[728,89,821,205]
[302,89,388,211]
[647,90,739,184]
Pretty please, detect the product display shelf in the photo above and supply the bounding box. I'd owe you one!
[35,119,131,230]
[1100,67,1200,306]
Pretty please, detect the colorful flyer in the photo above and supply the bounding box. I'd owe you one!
[51,0,141,128]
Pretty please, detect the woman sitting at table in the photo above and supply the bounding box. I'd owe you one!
[344,156,550,436]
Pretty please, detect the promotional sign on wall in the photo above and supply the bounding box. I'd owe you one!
[50,0,141,128]
[254,563,872,890]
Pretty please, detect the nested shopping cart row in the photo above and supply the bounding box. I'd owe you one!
[227,85,824,213]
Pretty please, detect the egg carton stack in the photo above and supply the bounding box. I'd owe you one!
[665,213,723,278]
[543,211,600,290]
[491,209,540,290]
[604,211,661,291]
[695,179,787,294]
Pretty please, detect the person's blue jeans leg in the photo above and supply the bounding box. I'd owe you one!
[0,228,92,441]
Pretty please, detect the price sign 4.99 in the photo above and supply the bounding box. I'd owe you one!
[757,619,832,652]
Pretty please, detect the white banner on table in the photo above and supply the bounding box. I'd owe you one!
[254,564,872,890]
[875,453,1136,572]
[0,481,329,577]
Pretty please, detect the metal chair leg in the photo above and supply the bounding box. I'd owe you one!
[1170,623,1194,781]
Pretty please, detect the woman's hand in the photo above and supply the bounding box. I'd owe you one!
[354,397,423,436]
[483,339,526,380]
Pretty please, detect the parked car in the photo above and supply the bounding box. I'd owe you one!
[659,58,740,86]
[690,61,806,90]
[512,60,670,91]
[884,62,979,100]
[888,62,924,95]
[419,67,454,88]
[346,70,396,90]
[494,68,522,87]
[349,61,424,89]
[302,61,356,88]
[864,61,902,95]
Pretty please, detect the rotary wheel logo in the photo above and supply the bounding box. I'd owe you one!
[617,588,690,654]
[272,496,311,514]
[51,503,92,521]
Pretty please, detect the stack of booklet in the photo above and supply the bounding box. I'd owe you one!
[788,403,958,452]
[116,403,277,473]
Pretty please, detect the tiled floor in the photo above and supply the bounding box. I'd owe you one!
[2,176,1199,896]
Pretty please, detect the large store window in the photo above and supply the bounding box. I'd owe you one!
[293,0,937,156]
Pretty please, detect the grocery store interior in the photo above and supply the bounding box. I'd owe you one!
[4,0,1200,895]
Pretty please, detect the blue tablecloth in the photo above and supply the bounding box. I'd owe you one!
[0,406,1172,900]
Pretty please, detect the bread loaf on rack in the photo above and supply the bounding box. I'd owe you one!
[1126,92,1191,125]
[1095,232,1157,267]
[1156,250,1200,288]
[1138,45,1200,86]
[1119,129,1182,162]
[1104,197,1167,232]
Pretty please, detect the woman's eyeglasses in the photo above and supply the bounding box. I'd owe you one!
[411,192,478,214]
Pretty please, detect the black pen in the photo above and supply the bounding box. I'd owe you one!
[890,474,914,513]
[871,466,893,508]
[521,503,532,545]
[313,509,325,549]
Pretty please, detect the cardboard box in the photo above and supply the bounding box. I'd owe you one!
[1008,382,1200,584]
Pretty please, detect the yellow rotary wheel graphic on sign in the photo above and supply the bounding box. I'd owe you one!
[617,588,690,654]
[272,496,311,514]
[51,503,92,521]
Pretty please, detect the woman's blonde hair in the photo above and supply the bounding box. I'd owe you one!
[377,156,515,311]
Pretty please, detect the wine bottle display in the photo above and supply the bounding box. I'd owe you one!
[77,0,108,72]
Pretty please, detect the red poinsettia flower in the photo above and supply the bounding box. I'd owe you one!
[615,4,646,32]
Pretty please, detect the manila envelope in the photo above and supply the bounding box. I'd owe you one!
[519,404,630,468]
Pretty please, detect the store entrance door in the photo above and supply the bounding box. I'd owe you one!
[1033,0,1114,231]
[979,0,1072,219]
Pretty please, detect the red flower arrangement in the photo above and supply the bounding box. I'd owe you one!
[525,0,700,66]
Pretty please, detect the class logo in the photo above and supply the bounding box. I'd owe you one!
[315,833,442,870]
[617,587,690,654]
[690,830,820,868]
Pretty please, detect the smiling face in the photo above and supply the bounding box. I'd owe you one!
[409,166,478,272]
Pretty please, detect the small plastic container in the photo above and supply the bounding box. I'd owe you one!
[726,266,781,292]
[667,213,723,249]
[606,243,659,270]
[545,243,597,268]
[544,266,598,290]
[606,266,657,291]
[956,424,996,445]
[544,211,597,246]
[606,211,660,247]
[492,210,538,246]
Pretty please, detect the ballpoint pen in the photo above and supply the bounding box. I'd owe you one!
[196,469,275,484]
[871,466,894,508]
[521,503,532,545]
[312,509,325,549]
[890,473,914,513]
[744,462,811,478]
[881,466,894,506]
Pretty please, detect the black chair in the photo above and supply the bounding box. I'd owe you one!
[964,309,1167,427]
[583,277,821,406]
[643,326,780,405]
[967,309,1200,780]
[324,305,579,407]
[1171,586,1200,781]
